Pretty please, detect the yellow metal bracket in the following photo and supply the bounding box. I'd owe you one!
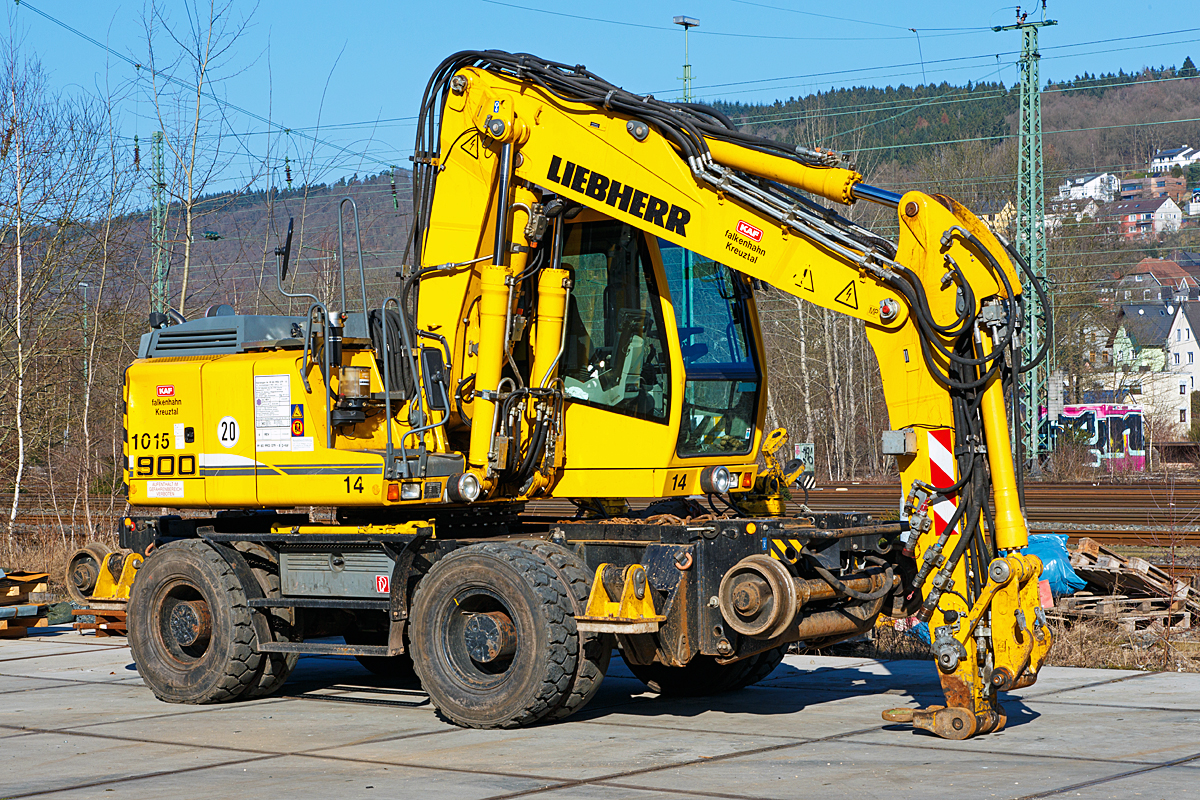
[576,563,665,634]
[91,552,143,601]
[950,552,1052,692]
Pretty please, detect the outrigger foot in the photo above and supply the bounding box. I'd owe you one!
[882,703,1007,740]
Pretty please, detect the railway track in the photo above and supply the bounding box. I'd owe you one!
[524,483,1200,547]
[796,483,1200,545]
[11,484,1200,548]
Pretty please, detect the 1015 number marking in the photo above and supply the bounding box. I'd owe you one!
[130,431,171,451]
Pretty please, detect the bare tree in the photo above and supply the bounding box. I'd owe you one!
[142,0,258,315]
[0,40,126,553]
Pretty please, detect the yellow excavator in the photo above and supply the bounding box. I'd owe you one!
[119,51,1051,738]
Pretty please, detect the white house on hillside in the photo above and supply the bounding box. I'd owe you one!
[1056,173,1120,203]
[1045,197,1099,231]
[1151,146,1200,175]
[1102,304,1179,434]
[1166,303,1200,432]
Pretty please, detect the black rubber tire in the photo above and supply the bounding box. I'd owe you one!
[234,543,298,699]
[623,646,786,697]
[725,646,786,692]
[515,540,612,720]
[409,542,577,728]
[128,539,263,704]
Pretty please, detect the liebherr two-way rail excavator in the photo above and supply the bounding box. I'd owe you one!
[119,51,1051,739]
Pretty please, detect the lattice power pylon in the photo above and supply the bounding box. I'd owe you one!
[995,15,1056,470]
[150,130,168,314]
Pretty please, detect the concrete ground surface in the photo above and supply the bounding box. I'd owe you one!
[2,629,1198,800]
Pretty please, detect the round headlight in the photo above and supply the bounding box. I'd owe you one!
[448,472,482,503]
[700,466,733,495]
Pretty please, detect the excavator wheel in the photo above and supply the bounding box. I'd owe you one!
[66,542,111,605]
[622,646,786,697]
[515,539,612,720]
[128,539,263,704]
[409,542,578,728]
[234,542,299,699]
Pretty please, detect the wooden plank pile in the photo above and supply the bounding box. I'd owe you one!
[72,608,127,637]
[1059,538,1200,632]
[0,570,50,639]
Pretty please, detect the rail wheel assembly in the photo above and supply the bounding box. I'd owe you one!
[128,539,264,704]
[409,542,580,728]
[65,542,111,605]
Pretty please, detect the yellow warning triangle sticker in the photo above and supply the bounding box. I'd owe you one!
[834,281,859,309]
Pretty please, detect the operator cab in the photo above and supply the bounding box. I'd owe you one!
[557,215,762,462]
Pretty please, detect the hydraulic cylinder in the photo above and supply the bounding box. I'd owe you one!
[531,267,570,388]
[978,333,1028,551]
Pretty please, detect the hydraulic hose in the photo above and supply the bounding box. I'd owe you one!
[1003,240,1054,373]
[800,550,895,602]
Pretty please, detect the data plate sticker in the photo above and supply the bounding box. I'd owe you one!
[147,480,185,499]
[254,374,292,452]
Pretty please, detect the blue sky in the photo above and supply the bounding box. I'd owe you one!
[7,1,1198,189]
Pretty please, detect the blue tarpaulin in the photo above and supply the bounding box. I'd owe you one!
[1022,533,1087,597]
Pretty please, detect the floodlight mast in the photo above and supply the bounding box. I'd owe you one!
[673,15,699,101]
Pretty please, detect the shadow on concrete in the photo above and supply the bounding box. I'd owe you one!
[239,645,1040,732]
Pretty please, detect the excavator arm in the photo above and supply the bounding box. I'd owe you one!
[410,51,1052,738]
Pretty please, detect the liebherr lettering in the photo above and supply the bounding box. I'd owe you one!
[546,155,690,236]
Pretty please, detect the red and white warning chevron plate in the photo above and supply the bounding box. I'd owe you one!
[928,429,958,536]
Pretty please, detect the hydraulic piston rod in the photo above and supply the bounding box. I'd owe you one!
[851,183,902,208]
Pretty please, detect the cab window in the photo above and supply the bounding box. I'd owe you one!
[659,241,759,457]
[560,221,670,422]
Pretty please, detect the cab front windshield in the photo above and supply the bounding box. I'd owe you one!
[659,241,760,457]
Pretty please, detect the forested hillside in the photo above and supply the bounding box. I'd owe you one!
[120,170,414,316]
[711,63,1200,174]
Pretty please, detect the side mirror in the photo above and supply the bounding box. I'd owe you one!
[276,217,295,282]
